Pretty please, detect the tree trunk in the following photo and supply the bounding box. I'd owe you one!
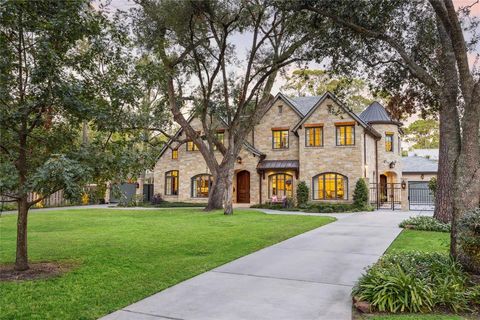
[451,98,480,269]
[205,172,225,211]
[223,160,235,215]
[14,196,29,271]
[433,98,459,223]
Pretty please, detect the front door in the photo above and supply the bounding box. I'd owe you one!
[236,170,250,203]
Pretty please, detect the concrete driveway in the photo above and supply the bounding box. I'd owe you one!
[100,210,429,320]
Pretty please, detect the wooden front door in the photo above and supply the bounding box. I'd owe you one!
[236,170,250,203]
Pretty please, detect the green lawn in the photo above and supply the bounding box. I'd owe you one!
[368,228,460,320]
[0,208,333,320]
[387,229,450,253]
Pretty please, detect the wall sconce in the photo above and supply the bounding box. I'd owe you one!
[389,161,396,169]
[236,157,242,164]
[401,180,406,190]
[421,174,424,180]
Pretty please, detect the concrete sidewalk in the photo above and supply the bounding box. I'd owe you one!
[101,210,427,320]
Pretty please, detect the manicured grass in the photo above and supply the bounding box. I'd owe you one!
[0,208,333,320]
[387,229,450,253]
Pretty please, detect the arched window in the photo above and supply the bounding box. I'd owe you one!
[312,173,348,200]
[268,173,293,198]
[165,170,179,196]
[191,174,212,198]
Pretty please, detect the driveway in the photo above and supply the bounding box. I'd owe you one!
[101,210,428,320]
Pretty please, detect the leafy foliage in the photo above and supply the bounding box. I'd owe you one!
[457,208,480,273]
[399,216,451,233]
[296,181,309,208]
[428,177,437,196]
[404,119,440,149]
[353,178,369,208]
[305,202,373,213]
[281,69,376,113]
[353,252,477,313]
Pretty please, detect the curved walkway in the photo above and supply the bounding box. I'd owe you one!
[101,210,428,320]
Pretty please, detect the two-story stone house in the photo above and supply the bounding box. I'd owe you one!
[153,92,402,205]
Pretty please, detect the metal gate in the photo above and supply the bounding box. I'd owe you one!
[370,183,402,210]
[408,181,434,211]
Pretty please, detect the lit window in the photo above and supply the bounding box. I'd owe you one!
[165,170,179,196]
[272,129,289,149]
[269,173,293,198]
[305,126,323,147]
[312,173,348,200]
[214,131,224,150]
[385,133,394,152]
[187,141,199,151]
[336,125,355,146]
[172,148,178,159]
[191,174,212,198]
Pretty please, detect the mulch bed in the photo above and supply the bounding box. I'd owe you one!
[0,262,75,281]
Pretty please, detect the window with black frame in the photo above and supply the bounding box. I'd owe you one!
[272,129,289,149]
[191,174,212,198]
[312,173,348,200]
[165,170,179,195]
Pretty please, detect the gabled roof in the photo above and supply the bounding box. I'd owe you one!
[359,101,401,125]
[291,91,381,138]
[158,115,266,159]
[402,156,438,173]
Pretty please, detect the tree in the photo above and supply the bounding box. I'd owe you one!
[282,69,376,113]
[353,178,369,209]
[296,181,309,208]
[0,0,144,271]
[131,0,317,214]
[300,0,480,271]
[404,119,440,149]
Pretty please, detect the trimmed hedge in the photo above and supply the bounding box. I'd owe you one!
[399,216,451,232]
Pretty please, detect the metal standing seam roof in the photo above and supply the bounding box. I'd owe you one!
[257,160,299,170]
[359,101,397,123]
[402,156,438,173]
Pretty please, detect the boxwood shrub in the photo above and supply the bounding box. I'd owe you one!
[399,216,451,232]
[353,251,479,314]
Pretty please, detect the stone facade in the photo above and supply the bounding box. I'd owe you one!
[153,93,405,205]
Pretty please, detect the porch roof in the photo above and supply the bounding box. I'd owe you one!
[257,160,299,171]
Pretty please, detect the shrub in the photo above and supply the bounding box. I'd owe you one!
[428,177,437,196]
[296,181,309,208]
[353,178,369,208]
[457,208,480,273]
[305,202,374,213]
[399,216,451,232]
[353,251,476,314]
[150,193,164,205]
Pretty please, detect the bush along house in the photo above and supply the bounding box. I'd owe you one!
[154,92,406,208]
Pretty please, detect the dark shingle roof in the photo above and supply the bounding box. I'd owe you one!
[284,95,324,116]
[359,101,395,123]
[402,156,438,173]
[257,160,299,171]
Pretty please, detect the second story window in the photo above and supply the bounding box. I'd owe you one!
[305,125,323,147]
[272,129,289,149]
[385,133,394,152]
[214,131,224,150]
[336,124,355,146]
[172,148,178,159]
[187,141,199,151]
